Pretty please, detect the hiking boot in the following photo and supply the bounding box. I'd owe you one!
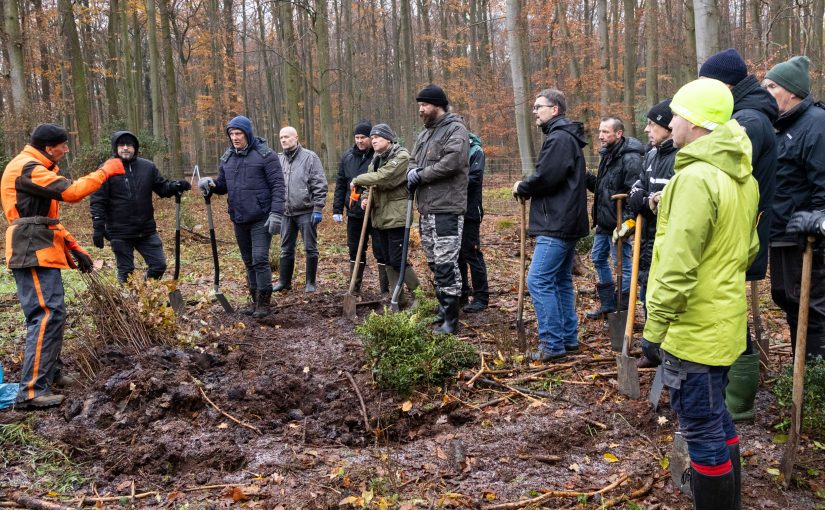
[252,289,272,318]
[585,282,616,319]
[17,392,64,409]
[529,349,566,362]
[463,300,487,313]
[240,287,257,315]
[305,256,318,292]
[273,256,294,292]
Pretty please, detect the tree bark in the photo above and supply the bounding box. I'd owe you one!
[314,0,336,175]
[597,0,610,113]
[505,0,535,176]
[645,0,659,106]
[622,0,637,137]
[4,0,30,121]
[32,0,52,108]
[146,0,164,138]
[693,0,720,69]
[58,0,92,146]
[159,0,184,175]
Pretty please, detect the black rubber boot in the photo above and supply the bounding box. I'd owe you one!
[690,466,736,510]
[378,264,390,297]
[585,282,616,319]
[436,294,460,335]
[240,287,257,315]
[354,261,366,294]
[728,442,742,510]
[273,257,294,292]
[431,291,446,325]
[305,256,318,292]
[252,289,272,318]
[617,292,631,312]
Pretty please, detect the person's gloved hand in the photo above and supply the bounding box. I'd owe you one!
[198,177,215,197]
[641,338,662,365]
[311,212,323,226]
[648,191,663,215]
[92,225,106,249]
[512,181,523,199]
[99,158,126,178]
[171,180,191,193]
[333,214,343,223]
[407,168,421,190]
[786,210,825,236]
[264,212,283,235]
[65,239,94,273]
[612,219,636,243]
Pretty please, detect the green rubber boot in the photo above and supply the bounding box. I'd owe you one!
[725,353,760,422]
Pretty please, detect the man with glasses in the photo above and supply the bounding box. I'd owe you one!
[513,90,589,361]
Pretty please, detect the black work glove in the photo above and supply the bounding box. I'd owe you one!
[171,180,192,193]
[786,210,825,237]
[641,338,662,365]
[92,223,107,249]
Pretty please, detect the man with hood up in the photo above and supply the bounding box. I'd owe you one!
[90,131,191,284]
[198,116,285,317]
[640,79,759,510]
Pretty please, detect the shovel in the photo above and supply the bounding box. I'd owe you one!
[780,235,815,488]
[617,213,643,399]
[516,198,527,351]
[204,192,234,313]
[168,192,185,314]
[608,194,628,351]
[343,187,373,320]
[390,188,415,312]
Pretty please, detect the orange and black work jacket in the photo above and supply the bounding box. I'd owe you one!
[2,145,109,269]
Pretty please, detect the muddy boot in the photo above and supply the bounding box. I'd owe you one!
[404,267,421,308]
[354,261,366,294]
[436,294,459,335]
[431,291,446,325]
[585,282,616,319]
[240,287,257,315]
[728,441,742,510]
[273,256,294,292]
[725,353,759,422]
[378,263,390,297]
[252,289,272,318]
[385,267,408,307]
[16,391,64,409]
[305,256,318,293]
[690,466,735,510]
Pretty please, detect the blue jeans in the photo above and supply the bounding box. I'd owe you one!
[233,219,273,292]
[591,233,631,293]
[527,236,578,354]
[663,351,736,467]
[110,233,167,283]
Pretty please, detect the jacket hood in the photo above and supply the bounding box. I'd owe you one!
[732,75,779,123]
[429,112,466,130]
[111,130,140,157]
[674,119,753,183]
[469,132,482,148]
[600,136,645,158]
[226,115,255,148]
[543,116,587,148]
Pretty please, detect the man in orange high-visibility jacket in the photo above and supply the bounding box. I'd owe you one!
[1,124,125,409]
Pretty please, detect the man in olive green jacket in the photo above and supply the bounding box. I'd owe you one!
[351,124,419,304]
[641,79,759,510]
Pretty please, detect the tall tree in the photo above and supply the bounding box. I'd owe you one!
[645,0,659,106]
[3,0,30,125]
[693,0,721,68]
[506,0,534,175]
[597,0,610,113]
[58,0,93,146]
[314,0,336,173]
[622,0,637,136]
[159,0,184,174]
[146,0,163,138]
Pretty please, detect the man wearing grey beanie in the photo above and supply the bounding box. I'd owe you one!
[763,55,825,361]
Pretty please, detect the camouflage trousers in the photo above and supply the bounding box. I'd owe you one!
[419,213,463,297]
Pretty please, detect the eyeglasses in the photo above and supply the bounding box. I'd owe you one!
[532,104,555,112]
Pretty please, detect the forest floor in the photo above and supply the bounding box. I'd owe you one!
[0,175,823,509]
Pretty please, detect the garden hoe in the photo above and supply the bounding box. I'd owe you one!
[608,194,628,351]
[780,235,815,488]
[343,187,373,320]
[390,188,415,312]
[203,183,234,313]
[617,213,642,400]
[168,191,185,315]
[516,197,527,351]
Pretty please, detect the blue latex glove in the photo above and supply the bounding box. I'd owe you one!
[311,212,323,226]
[641,338,662,365]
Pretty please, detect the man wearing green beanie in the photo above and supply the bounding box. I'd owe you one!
[763,55,825,362]
[641,78,760,510]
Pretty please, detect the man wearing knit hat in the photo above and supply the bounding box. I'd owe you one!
[332,121,381,295]
[700,48,779,423]
[409,84,469,334]
[641,79,759,510]
[2,124,126,408]
[763,55,825,362]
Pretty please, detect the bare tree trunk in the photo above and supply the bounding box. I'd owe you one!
[105,0,120,122]
[684,0,697,85]
[145,0,163,138]
[622,0,637,137]
[506,0,535,176]
[159,0,184,174]
[813,0,824,97]
[121,0,138,131]
[59,0,92,147]
[693,0,720,68]
[645,0,659,106]
[314,0,336,175]
[133,10,145,132]
[224,0,239,113]
[418,0,434,83]
[32,0,52,107]
[279,1,302,136]
[597,0,610,113]
[4,0,30,122]
[257,0,281,135]
[399,0,416,143]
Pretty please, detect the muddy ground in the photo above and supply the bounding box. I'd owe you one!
[0,176,823,509]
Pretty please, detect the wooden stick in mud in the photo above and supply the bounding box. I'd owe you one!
[197,385,262,435]
[345,371,372,435]
[483,473,630,510]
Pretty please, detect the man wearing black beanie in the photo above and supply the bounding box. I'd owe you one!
[1,124,126,408]
[409,84,469,334]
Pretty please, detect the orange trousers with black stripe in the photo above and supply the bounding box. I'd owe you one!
[12,266,65,402]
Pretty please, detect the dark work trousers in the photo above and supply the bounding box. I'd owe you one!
[420,213,463,297]
[13,267,66,402]
[770,245,825,359]
[110,232,167,283]
[373,227,406,271]
[458,218,489,304]
[233,218,273,292]
[280,213,319,259]
[346,215,379,263]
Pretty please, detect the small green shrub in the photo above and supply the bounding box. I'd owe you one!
[774,356,825,435]
[577,230,594,254]
[356,297,477,396]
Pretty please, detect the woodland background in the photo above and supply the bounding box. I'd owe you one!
[0,0,824,179]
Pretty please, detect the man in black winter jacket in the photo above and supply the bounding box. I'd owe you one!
[332,121,383,294]
[459,133,489,313]
[763,56,825,361]
[585,117,644,320]
[90,131,190,283]
[699,48,780,422]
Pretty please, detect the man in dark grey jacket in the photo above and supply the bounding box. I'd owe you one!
[274,126,328,293]
[409,84,469,334]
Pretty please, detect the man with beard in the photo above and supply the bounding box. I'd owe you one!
[90,131,191,283]
[408,84,469,334]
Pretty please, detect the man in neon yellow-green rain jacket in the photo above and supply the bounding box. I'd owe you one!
[641,78,759,510]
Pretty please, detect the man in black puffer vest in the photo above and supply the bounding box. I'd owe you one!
[90,131,191,283]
